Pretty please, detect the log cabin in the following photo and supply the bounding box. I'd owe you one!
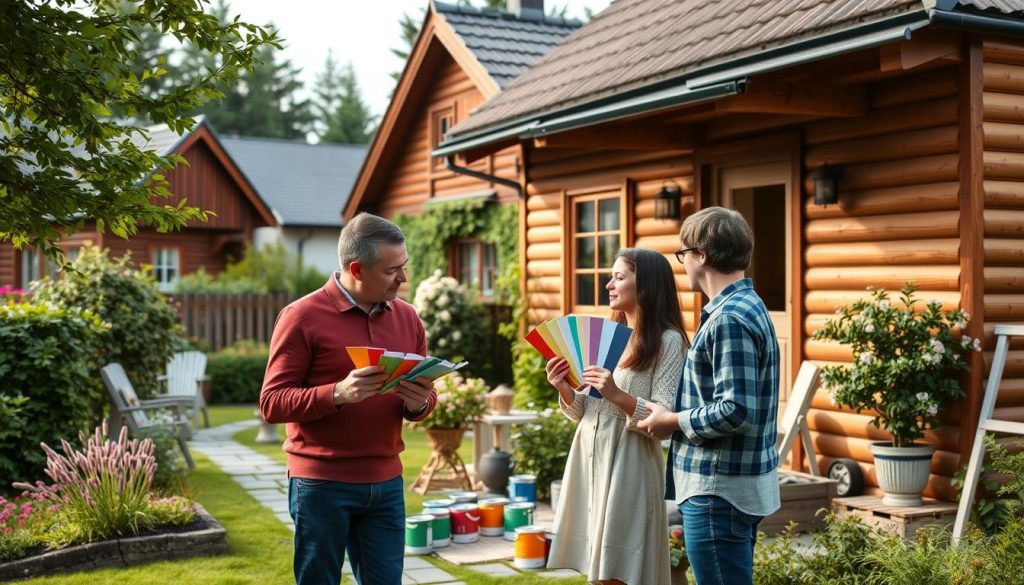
[0,118,277,292]
[433,0,1024,500]
[342,0,580,298]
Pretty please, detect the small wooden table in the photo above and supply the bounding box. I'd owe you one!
[834,495,958,538]
[470,411,538,484]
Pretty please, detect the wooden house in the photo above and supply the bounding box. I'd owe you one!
[434,0,1024,500]
[0,119,277,292]
[220,136,367,276]
[342,0,579,298]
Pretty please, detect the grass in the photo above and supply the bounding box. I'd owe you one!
[19,454,294,584]
[16,405,585,584]
[228,407,587,583]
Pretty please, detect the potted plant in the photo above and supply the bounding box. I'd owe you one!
[416,374,488,455]
[669,524,689,585]
[813,283,980,506]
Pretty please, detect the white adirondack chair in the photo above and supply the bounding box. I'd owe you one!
[101,362,196,469]
[160,351,210,428]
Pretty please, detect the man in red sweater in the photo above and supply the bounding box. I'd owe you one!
[260,212,436,585]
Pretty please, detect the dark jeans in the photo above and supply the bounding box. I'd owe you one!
[680,495,763,585]
[288,475,404,585]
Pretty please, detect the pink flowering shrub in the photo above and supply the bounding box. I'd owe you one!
[413,374,488,430]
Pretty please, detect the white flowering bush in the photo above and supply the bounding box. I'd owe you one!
[415,374,488,430]
[813,283,979,447]
[413,270,490,371]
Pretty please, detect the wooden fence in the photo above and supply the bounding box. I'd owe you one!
[168,292,292,352]
[169,293,514,383]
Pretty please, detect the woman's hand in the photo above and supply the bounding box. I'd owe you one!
[546,357,573,393]
[582,366,621,399]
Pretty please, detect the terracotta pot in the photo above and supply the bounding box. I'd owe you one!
[488,384,514,415]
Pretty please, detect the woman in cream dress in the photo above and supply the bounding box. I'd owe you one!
[545,248,687,585]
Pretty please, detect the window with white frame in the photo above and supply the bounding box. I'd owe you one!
[151,248,180,292]
[19,248,41,289]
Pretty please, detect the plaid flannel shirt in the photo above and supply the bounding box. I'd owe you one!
[666,279,780,492]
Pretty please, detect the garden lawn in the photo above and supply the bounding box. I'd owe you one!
[227,407,587,584]
[18,453,294,585]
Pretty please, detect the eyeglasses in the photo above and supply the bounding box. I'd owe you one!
[674,247,699,264]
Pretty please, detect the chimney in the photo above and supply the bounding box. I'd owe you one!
[507,0,544,21]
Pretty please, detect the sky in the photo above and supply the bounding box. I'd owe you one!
[227,1,614,119]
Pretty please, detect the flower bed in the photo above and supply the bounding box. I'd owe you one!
[0,502,226,581]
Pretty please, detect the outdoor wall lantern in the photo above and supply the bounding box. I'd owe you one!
[813,164,843,207]
[655,181,682,220]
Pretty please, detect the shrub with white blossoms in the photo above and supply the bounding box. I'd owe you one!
[413,270,490,370]
[813,282,979,448]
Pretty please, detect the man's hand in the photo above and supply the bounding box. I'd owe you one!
[333,365,387,405]
[395,377,433,413]
[638,401,681,440]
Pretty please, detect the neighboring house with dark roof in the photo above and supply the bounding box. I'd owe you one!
[343,0,579,299]
[435,0,1024,502]
[220,136,367,276]
[0,118,277,292]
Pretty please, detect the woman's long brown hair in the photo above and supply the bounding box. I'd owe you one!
[611,248,687,372]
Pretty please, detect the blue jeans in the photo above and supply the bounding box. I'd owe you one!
[289,475,404,585]
[680,495,762,585]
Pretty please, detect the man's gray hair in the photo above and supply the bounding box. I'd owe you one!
[337,212,406,269]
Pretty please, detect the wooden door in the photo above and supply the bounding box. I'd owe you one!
[716,161,793,403]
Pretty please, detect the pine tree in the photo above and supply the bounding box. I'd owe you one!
[318,59,375,144]
[180,1,313,140]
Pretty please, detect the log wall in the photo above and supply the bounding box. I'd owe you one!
[982,40,1024,437]
[524,147,697,333]
[802,66,963,500]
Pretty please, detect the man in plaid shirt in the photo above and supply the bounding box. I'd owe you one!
[640,206,780,585]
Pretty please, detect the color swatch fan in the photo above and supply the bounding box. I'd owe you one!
[346,347,468,394]
[524,316,632,399]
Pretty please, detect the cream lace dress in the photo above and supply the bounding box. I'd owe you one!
[547,329,685,585]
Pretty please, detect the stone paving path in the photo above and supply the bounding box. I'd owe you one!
[190,419,582,584]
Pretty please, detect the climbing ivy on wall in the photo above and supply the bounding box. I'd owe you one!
[392,198,519,321]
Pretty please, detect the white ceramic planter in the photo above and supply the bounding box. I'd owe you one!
[870,442,936,506]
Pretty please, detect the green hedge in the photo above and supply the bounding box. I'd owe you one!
[207,341,269,404]
[0,301,106,488]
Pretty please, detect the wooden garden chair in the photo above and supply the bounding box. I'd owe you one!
[159,351,210,428]
[100,362,196,469]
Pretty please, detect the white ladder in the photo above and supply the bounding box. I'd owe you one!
[952,324,1024,543]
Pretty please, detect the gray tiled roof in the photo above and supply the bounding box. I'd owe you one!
[450,0,1024,137]
[220,137,367,227]
[434,1,581,88]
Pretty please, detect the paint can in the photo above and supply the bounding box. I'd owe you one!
[404,514,434,555]
[503,501,535,541]
[449,491,478,504]
[422,507,451,548]
[477,497,509,537]
[513,525,547,569]
[508,474,537,503]
[449,503,480,544]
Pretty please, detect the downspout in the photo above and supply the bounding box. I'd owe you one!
[296,226,315,270]
[929,8,1024,37]
[445,156,524,199]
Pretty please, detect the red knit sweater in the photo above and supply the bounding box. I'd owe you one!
[259,277,435,483]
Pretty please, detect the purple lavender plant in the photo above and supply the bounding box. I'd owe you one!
[14,422,156,543]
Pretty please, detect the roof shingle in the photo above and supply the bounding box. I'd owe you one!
[449,0,1024,138]
[434,1,581,88]
[220,137,367,227]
